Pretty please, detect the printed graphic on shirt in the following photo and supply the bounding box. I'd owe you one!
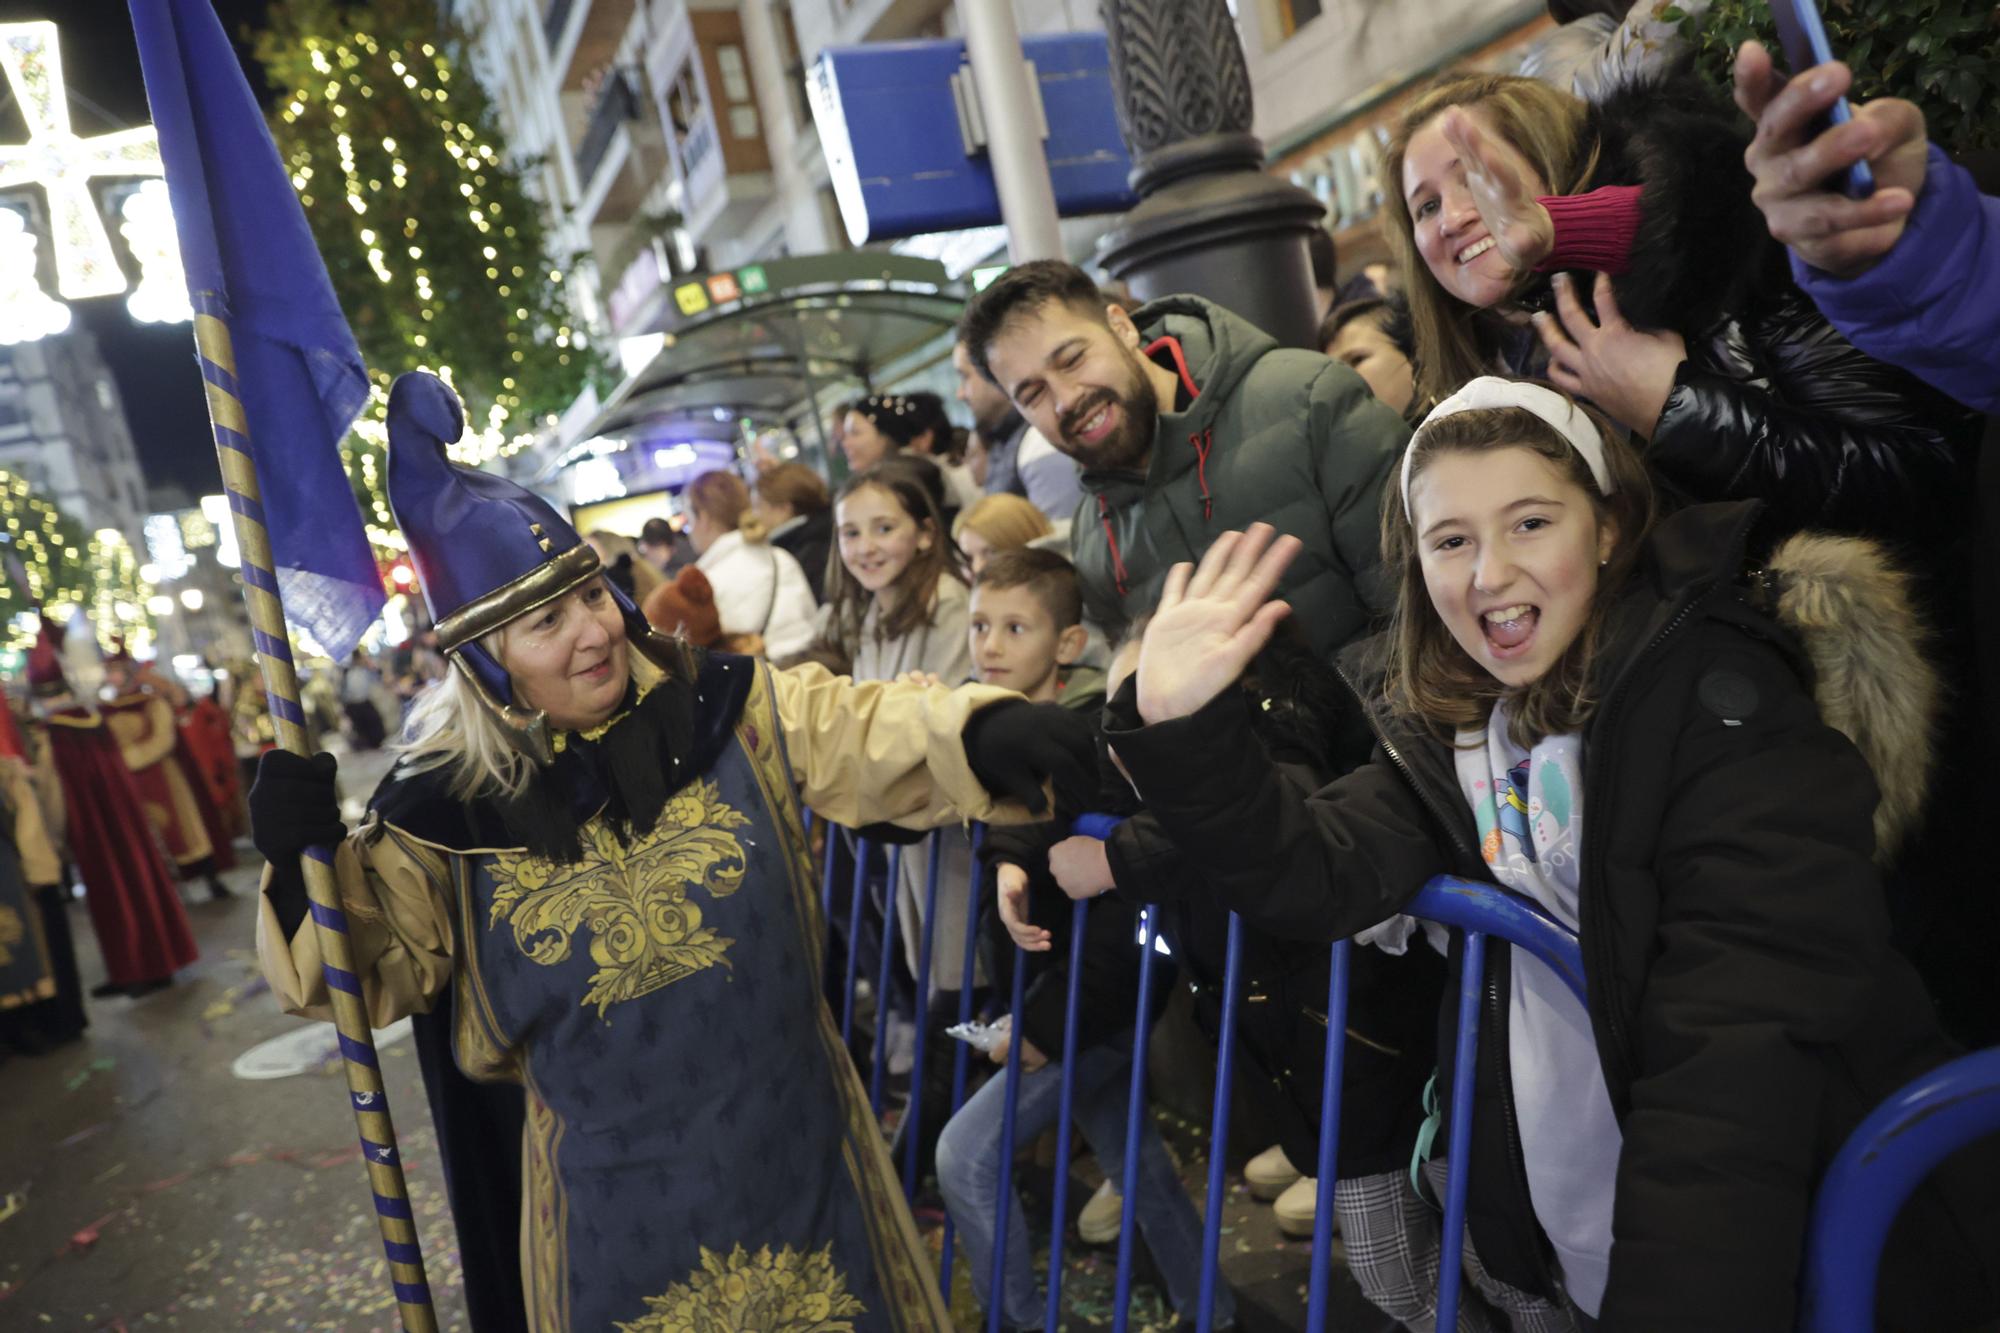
[1470,743,1580,883]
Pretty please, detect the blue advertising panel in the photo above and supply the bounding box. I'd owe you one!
[811,32,1137,245]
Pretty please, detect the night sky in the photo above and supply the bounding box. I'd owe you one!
[2,0,278,499]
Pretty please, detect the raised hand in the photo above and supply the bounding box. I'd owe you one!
[1135,524,1301,725]
[1733,42,1926,278]
[996,862,1051,952]
[1439,107,1555,274]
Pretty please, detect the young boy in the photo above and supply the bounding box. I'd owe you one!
[941,588,1228,1331]
[967,548,1100,707]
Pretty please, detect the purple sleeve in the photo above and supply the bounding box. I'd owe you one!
[1794,145,2000,414]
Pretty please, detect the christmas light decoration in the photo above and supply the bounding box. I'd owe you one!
[0,472,154,651]
[0,206,70,344]
[119,179,192,324]
[0,21,165,300]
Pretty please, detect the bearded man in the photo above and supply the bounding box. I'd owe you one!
[960,261,1408,656]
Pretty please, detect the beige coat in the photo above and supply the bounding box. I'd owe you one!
[258,654,1029,1027]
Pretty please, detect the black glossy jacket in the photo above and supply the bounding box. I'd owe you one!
[1107,503,2000,1330]
[1570,75,1982,549]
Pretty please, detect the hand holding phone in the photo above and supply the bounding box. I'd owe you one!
[1733,41,1927,277]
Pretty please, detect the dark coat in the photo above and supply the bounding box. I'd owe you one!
[771,508,833,604]
[1069,296,1408,657]
[1573,74,1982,551]
[1107,502,2000,1330]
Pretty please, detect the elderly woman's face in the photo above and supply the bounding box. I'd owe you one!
[498,578,629,731]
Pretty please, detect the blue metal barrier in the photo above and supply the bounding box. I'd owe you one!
[902,835,946,1198]
[870,847,904,1115]
[807,808,1991,1333]
[1802,1045,2000,1332]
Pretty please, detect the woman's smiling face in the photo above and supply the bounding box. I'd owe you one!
[498,578,629,729]
[1401,106,1546,310]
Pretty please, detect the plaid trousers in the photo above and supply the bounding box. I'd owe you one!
[1331,1163,1590,1333]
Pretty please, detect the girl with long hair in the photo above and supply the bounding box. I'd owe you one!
[1105,377,1999,1329]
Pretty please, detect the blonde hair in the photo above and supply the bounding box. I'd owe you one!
[1380,74,1600,409]
[953,493,1053,552]
[393,627,536,802]
[1380,386,1653,750]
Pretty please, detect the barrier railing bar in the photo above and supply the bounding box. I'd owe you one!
[840,836,871,1046]
[1196,914,1245,1333]
[1110,907,1159,1333]
[939,825,988,1292]
[1409,878,1585,1005]
[1304,939,1352,1333]
[1435,929,1488,1333]
[903,833,946,1198]
[870,847,904,1115]
[1042,896,1091,1330]
[820,822,840,921]
[987,944,1030,1333]
[1802,1046,2000,1332]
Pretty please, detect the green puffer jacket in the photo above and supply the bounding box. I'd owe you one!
[1068,295,1408,657]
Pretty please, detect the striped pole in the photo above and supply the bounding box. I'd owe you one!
[191,295,437,1332]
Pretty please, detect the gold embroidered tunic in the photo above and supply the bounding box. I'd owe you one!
[259,653,1034,1332]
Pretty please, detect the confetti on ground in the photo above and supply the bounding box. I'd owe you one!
[63,1058,117,1093]
[0,1190,25,1224]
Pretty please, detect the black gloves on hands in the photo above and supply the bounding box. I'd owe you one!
[249,750,345,937]
[961,700,1097,816]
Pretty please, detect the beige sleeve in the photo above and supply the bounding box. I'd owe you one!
[105,698,179,771]
[0,757,59,886]
[255,824,456,1028]
[767,662,1043,830]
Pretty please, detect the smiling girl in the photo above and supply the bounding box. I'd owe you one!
[1104,378,2000,1329]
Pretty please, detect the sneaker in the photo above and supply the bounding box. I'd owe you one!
[1077,1178,1123,1245]
[1245,1143,1301,1200]
[1273,1174,1318,1238]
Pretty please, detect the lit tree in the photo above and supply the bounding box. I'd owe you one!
[254,0,604,530]
[0,469,154,652]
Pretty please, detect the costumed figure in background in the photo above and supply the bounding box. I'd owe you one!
[100,641,235,899]
[0,675,84,1057]
[248,373,1094,1333]
[28,619,197,999]
[179,678,248,845]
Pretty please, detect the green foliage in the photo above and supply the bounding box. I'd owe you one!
[253,0,607,432]
[1683,1,2000,154]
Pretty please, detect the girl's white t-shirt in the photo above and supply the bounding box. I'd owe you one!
[1453,702,1622,1318]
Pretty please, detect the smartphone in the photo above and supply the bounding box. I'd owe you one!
[946,1020,1007,1053]
[1768,0,1876,198]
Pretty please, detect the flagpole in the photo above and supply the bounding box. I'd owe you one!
[189,291,438,1333]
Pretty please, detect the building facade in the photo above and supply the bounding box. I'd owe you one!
[0,329,150,548]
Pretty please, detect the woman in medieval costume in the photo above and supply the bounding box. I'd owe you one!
[27,619,199,999]
[0,675,84,1057]
[249,373,1094,1333]
[100,644,235,899]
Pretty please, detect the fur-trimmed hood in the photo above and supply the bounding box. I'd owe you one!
[1759,532,1939,860]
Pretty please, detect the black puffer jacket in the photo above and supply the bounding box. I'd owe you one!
[1558,74,1984,550]
[1108,503,2000,1331]
[1111,630,1444,1182]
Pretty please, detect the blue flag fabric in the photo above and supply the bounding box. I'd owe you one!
[129,0,383,662]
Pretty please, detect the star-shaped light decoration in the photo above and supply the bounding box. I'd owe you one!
[0,21,164,300]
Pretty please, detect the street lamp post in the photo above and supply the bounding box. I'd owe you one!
[1095,0,1328,350]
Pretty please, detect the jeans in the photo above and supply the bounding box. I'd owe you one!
[936,1037,1235,1329]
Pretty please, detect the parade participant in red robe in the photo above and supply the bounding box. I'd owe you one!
[178,686,246,844]
[0,678,84,1055]
[99,643,234,897]
[29,621,197,997]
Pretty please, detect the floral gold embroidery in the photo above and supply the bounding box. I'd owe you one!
[0,905,22,967]
[615,1243,866,1333]
[488,778,751,1018]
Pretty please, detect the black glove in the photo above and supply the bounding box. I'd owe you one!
[960,701,1097,816]
[249,751,345,937]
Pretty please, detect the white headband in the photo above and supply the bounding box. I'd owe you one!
[1400,378,1614,521]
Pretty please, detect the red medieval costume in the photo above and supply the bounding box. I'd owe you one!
[0,679,85,1052]
[99,649,235,884]
[29,623,197,994]
[178,694,246,844]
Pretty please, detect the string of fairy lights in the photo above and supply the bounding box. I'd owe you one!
[0,471,153,653]
[275,29,577,545]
